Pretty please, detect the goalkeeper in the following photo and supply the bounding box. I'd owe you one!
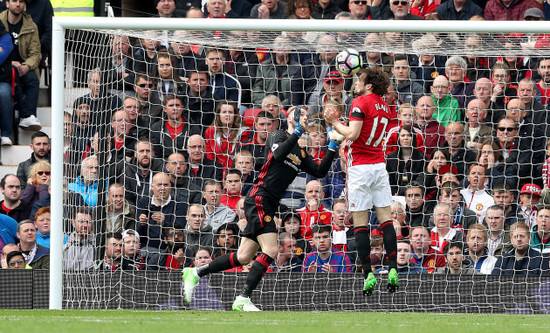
[183,106,343,311]
[324,67,399,296]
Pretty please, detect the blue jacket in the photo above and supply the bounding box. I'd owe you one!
[36,232,69,248]
[68,177,105,207]
[210,72,242,108]
[0,214,18,244]
[492,248,548,275]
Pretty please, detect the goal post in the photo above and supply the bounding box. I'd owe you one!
[50,16,550,311]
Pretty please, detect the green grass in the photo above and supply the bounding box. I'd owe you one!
[1,310,549,333]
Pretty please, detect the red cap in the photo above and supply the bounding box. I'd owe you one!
[324,71,343,83]
[438,164,458,176]
[520,183,541,196]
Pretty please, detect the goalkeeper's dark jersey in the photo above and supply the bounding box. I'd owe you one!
[248,130,336,201]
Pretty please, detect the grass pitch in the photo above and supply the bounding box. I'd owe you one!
[1,310,548,333]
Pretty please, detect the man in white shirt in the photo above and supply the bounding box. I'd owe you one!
[460,163,495,223]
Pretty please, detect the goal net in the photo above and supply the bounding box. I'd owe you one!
[51,18,550,312]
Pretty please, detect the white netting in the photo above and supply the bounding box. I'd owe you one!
[56,20,550,311]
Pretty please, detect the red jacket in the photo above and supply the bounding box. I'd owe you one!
[297,204,332,240]
[484,0,542,21]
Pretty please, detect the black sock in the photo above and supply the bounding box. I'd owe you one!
[354,226,372,278]
[380,221,398,270]
[197,252,241,277]
[240,253,274,298]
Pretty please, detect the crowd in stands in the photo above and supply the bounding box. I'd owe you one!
[2,0,550,276]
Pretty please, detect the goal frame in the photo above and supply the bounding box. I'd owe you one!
[50,17,550,310]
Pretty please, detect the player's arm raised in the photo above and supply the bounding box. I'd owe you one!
[324,108,363,141]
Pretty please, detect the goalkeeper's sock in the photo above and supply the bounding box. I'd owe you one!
[354,226,372,278]
[197,252,241,277]
[240,253,274,298]
[380,220,398,270]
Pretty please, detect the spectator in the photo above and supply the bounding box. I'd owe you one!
[349,0,368,19]
[518,78,548,136]
[331,198,354,252]
[1,0,42,131]
[466,223,498,274]
[484,0,542,21]
[362,33,393,74]
[118,140,163,206]
[535,58,550,107]
[260,95,288,131]
[93,183,136,253]
[269,232,302,272]
[16,219,49,268]
[237,111,276,172]
[519,183,541,227]
[375,238,427,274]
[212,223,239,258]
[461,163,495,223]
[0,242,18,268]
[414,95,445,159]
[490,62,518,111]
[386,125,425,196]
[0,22,12,145]
[384,104,425,155]
[0,174,31,222]
[409,35,446,92]
[308,72,352,120]
[281,210,312,260]
[204,101,250,169]
[485,205,513,257]
[220,169,243,211]
[491,181,522,226]
[430,202,466,254]
[109,109,135,164]
[415,148,451,202]
[305,123,327,163]
[477,140,510,187]
[121,229,144,270]
[464,35,492,82]
[297,179,332,240]
[302,225,352,273]
[430,75,461,127]
[63,208,98,271]
[435,0,483,19]
[184,134,224,190]
[169,30,206,80]
[34,207,67,248]
[202,179,238,231]
[100,35,134,95]
[17,131,50,190]
[205,48,242,107]
[445,56,475,109]
[163,226,194,270]
[435,241,477,274]
[184,204,214,248]
[391,54,424,106]
[76,68,122,125]
[68,155,102,207]
[133,37,161,77]
[436,181,478,232]
[136,172,186,269]
[474,78,496,124]
[6,251,27,269]
[151,94,200,159]
[184,68,215,131]
[20,160,50,210]
[97,232,123,270]
[371,0,423,19]
[410,226,446,273]
[155,52,185,101]
[225,31,259,108]
[368,235,385,272]
[530,205,550,254]
[165,153,202,205]
[443,122,477,176]
[464,99,494,151]
[233,150,255,195]
[133,72,163,125]
[404,182,432,227]
[492,222,548,275]
[250,0,287,18]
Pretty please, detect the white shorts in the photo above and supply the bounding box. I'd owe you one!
[347,163,393,212]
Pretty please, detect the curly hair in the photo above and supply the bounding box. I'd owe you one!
[359,67,390,96]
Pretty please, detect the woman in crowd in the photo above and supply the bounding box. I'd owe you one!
[21,161,51,210]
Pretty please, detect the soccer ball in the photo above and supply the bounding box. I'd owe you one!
[335,48,363,76]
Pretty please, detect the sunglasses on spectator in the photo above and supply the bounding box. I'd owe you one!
[137,83,154,88]
[392,1,408,5]
[497,127,516,132]
[36,171,51,176]
[351,1,367,4]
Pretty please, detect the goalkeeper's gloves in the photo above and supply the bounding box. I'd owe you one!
[328,128,345,150]
[293,105,307,136]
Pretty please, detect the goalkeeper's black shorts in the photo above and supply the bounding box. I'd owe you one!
[241,195,278,242]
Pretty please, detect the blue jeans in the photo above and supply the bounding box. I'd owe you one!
[16,70,39,119]
[0,82,13,137]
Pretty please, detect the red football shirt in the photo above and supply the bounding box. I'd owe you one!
[347,93,391,166]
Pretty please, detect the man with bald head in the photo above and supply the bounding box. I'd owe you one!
[464,99,494,150]
[414,95,446,158]
[165,153,202,205]
[136,172,187,269]
[363,33,393,74]
[430,75,461,127]
[184,135,223,189]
